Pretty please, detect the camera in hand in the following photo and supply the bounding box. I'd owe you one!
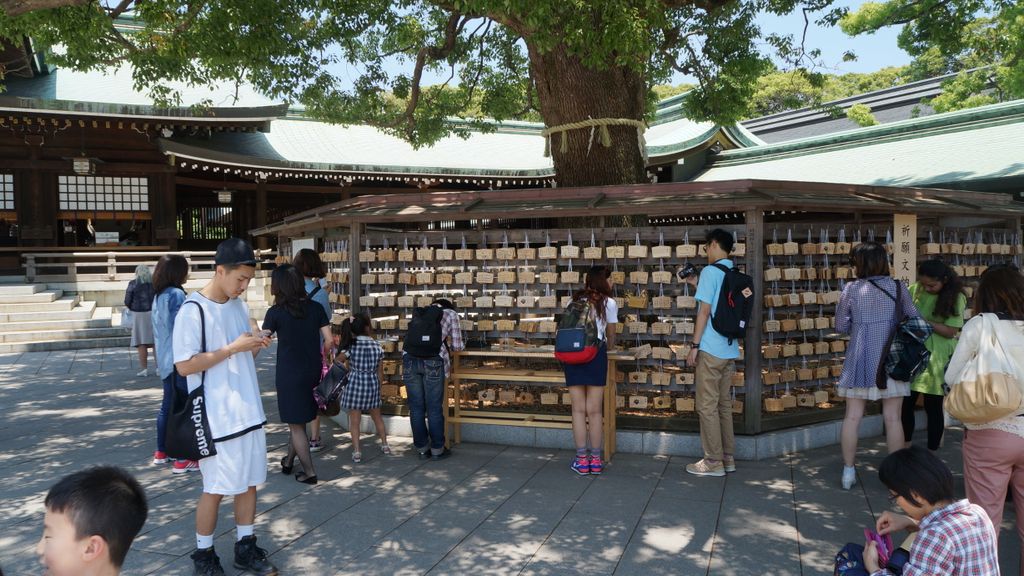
[677,263,698,280]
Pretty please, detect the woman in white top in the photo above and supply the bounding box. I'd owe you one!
[945,265,1024,567]
[562,266,618,476]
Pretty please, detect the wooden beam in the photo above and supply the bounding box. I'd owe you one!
[460,198,484,212]
[587,193,606,208]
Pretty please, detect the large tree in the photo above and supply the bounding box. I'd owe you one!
[0,0,829,186]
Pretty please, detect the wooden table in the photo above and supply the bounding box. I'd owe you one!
[447,349,633,461]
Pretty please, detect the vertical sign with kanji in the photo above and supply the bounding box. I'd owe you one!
[893,213,917,286]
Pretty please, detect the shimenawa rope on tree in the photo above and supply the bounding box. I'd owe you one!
[541,117,648,162]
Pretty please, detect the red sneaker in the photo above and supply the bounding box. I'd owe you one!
[153,451,168,465]
[571,455,591,476]
[172,460,199,474]
[589,455,603,475]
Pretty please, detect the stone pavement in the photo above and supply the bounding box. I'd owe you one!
[0,346,1020,575]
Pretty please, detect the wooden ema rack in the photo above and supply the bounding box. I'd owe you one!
[447,350,634,461]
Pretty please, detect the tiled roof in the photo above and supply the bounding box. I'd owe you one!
[695,99,1024,188]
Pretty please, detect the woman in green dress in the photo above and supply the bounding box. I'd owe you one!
[902,259,967,451]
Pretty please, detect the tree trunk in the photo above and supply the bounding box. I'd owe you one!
[528,45,648,188]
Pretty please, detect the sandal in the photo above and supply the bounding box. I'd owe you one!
[381,444,392,455]
[280,456,294,475]
[351,452,362,464]
[295,473,318,485]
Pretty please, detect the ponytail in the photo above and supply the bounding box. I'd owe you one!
[339,312,371,349]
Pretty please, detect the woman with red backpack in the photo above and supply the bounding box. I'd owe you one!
[560,266,618,476]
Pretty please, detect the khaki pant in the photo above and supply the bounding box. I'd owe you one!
[962,428,1024,567]
[695,351,735,461]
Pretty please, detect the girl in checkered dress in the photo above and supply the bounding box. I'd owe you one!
[338,313,390,463]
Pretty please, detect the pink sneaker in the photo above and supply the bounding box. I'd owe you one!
[153,451,168,465]
[589,455,603,475]
[571,454,591,476]
[172,460,199,474]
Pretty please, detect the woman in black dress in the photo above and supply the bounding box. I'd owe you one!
[262,264,331,484]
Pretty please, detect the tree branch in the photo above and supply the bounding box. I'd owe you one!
[104,0,133,18]
[0,0,85,17]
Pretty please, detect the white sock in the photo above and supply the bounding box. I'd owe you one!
[196,533,214,550]
[236,524,254,541]
[843,465,856,473]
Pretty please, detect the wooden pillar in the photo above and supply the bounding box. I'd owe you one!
[349,223,363,314]
[17,149,56,246]
[255,180,268,250]
[743,209,764,434]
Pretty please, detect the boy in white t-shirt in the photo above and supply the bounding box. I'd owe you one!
[172,238,276,576]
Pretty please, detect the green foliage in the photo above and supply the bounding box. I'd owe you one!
[0,0,845,150]
[841,0,1024,112]
[651,83,695,101]
[845,103,877,126]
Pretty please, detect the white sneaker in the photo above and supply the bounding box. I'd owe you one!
[842,466,857,490]
[136,368,150,377]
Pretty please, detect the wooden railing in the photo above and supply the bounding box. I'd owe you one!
[22,249,276,282]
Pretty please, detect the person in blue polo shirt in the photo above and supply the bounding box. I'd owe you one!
[684,229,741,477]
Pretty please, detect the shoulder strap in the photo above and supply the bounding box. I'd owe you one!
[867,279,897,303]
[185,300,207,386]
[308,283,321,298]
[711,262,732,275]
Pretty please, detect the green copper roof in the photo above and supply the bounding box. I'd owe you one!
[695,99,1024,187]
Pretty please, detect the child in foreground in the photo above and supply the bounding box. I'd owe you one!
[865,446,998,575]
[37,466,148,576]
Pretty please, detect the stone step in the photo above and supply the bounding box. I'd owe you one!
[0,289,62,304]
[0,335,132,353]
[0,326,129,344]
[0,301,96,322]
[0,295,79,313]
[0,284,45,296]
[0,316,114,333]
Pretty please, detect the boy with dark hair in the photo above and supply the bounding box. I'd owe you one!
[174,238,276,576]
[37,466,148,576]
[866,446,998,575]
[684,228,740,477]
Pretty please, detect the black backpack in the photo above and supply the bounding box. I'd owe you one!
[710,261,755,344]
[404,304,445,358]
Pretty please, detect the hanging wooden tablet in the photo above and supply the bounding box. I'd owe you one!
[782,343,798,357]
[478,389,496,402]
[614,296,625,309]
[416,272,435,285]
[452,248,472,260]
[814,341,830,355]
[433,273,451,285]
[652,373,673,386]
[652,295,673,309]
[629,395,649,409]
[765,398,785,412]
[476,248,495,260]
[606,245,626,259]
[537,295,557,309]
[672,343,692,360]
[677,243,698,258]
[649,245,671,259]
[358,250,377,263]
[766,242,783,256]
[382,360,398,375]
[676,319,696,335]
[733,242,746,257]
[378,318,398,330]
[459,319,474,331]
[475,295,494,308]
[539,320,558,333]
[629,270,649,284]
[677,372,696,385]
[494,295,514,307]
[627,321,648,334]
[731,372,745,387]
[797,393,815,407]
[562,295,574,308]
[416,248,434,261]
[455,295,473,309]
[797,342,814,356]
[815,366,829,379]
[629,371,648,384]
[830,363,843,377]
[797,367,814,381]
[783,241,799,256]
[496,247,517,260]
[835,266,852,279]
[814,390,830,404]
[628,243,648,258]
[830,340,846,353]
[498,390,516,403]
[560,244,580,259]
[802,267,818,281]
[416,296,433,307]
[764,319,781,333]
[653,394,673,408]
[517,247,537,260]
[434,248,453,261]
[561,270,580,284]
[518,270,536,284]
[652,346,673,360]
[626,292,649,308]
[453,271,472,285]
[676,397,696,412]
[516,295,535,308]
[378,295,396,307]
[801,242,819,256]
[359,295,377,307]
[834,241,851,255]
[381,384,399,397]
[652,270,673,284]
[630,343,652,359]
[519,321,538,333]
[783,267,802,281]
[540,392,559,405]
[764,267,782,282]
[538,246,558,259]
[539,271,559,284]
[784,292,800,306]
[477,271,495,284]
[610,270,626,284]
[781,368,797,382]
[797,317,815,331]
[397,271,413,285]
[677,295,697,309]
[397,249,415,262]
[814,316,830,330]
[477,319,495,331]
[651,322,672,335]
[361,273,378,285]
[780,318,798,332]
[496,319,517,332]
[376,272,395,285]
[583,246,603,260]
[731,399,744,414]
[497,270,517,284]
[763,344,782,359]
[762,370,780,385]
[698,244,708,257]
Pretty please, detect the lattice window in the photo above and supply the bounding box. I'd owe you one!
[0,174,12,210]
[58,176,149,211]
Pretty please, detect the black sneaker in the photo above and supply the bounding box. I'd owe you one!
[431,448,452,461]
[191,547,225,576]
[233,535,278,576]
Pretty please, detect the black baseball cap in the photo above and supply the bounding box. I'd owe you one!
[215,238,257,266]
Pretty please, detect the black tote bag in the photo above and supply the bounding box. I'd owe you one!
[165,301,217,460]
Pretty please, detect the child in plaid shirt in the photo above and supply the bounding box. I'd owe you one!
[336,313,389,464]
[866,446,999,576]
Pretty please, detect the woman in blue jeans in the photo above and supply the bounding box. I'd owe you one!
[150,254,198,474]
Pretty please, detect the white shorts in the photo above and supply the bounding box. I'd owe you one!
[199,428,268,495]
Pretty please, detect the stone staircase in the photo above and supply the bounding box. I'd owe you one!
[0,283,130,352]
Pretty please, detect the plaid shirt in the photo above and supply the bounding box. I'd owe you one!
[438,308,464,378]
[872,499,999,576]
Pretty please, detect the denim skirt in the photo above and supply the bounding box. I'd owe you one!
[562,342,608,387]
